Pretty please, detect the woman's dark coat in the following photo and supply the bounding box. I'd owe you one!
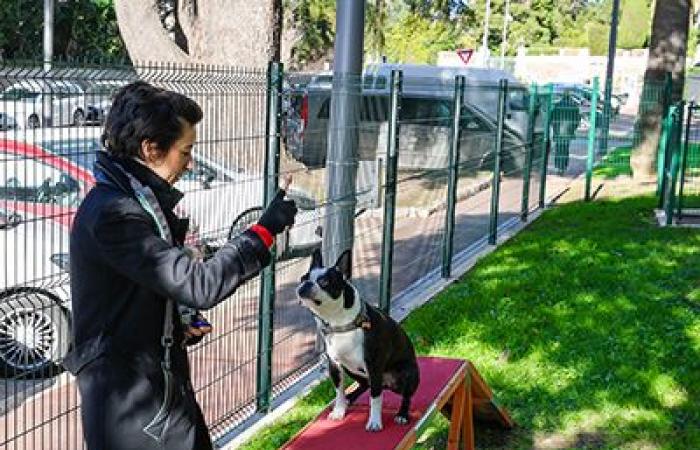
[66,152,270,450]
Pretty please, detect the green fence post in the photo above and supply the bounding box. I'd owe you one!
[520,83,538,220]
[379,70,402,312]
[538,83,553,209]
[677,102,693,218]
[585,77,600,201]
[256,60,282,413]
[657,72,674,195]
[442,75,465,278]
[657,108,674,208]
[489,79,508,245]
[665,104,683,225]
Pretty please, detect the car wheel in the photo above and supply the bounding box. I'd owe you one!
[27,115,40,129]
[73,109,86,126]
[0,289,71,377]
[228,207,289,259]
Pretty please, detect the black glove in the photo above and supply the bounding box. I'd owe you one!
[257,189,297,235]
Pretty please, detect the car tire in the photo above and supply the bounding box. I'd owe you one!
[27,115,40,129]
[73,109,86,126]
[228,207,289,260]
[0,289,71,378]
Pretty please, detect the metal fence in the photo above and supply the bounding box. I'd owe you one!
[0,59,608,449]
[656,101,700,225]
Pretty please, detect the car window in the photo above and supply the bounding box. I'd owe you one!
[317,95,390,122]
[180,159,236,183]
[0,157,82,206]
[459,108,491,132]
[400,97,451,127]
[40,139,101,171]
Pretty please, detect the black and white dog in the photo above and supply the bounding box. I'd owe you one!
[297,249,420,431]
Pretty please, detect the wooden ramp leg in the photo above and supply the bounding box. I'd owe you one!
[463,375,475,450]
[447,379,466,450]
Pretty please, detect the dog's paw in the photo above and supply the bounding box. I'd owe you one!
[394,415,409,425]
[365,418,383,432]
[328,404,347,421]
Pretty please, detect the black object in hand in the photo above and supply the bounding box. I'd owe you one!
[257,190,297,235]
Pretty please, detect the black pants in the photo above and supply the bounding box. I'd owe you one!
[77,355,213,450]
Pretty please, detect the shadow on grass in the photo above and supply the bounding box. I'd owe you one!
[406,196,700,449]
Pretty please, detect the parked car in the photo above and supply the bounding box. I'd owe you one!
[0,80,87,129]
[81,80,126,125]
[0,138,93,376]
[285,64,539,174]
[19,128,322,259]
[0,127,322,376]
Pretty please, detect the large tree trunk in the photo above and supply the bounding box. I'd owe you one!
[631,0,690,180]
[114,0,283,66]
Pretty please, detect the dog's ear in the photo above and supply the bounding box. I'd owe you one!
[334,250,352,279]
[310,248,323,270]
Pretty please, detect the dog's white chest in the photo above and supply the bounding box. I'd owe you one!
[325,330,366,377]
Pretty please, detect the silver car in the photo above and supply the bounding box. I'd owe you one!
[0,80,87,129]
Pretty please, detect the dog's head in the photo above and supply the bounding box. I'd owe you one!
[296,248,356,317]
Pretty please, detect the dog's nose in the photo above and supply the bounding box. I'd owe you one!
[297,281,314,299]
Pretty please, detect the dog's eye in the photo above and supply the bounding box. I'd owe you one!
[318,277,329,288]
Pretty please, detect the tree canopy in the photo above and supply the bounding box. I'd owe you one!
[0,0,126,62]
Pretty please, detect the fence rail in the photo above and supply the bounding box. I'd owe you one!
[0,60,667,449]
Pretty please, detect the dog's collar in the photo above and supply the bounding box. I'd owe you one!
[317,301,371,335]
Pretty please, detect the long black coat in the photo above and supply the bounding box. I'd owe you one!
[67,152,270,450]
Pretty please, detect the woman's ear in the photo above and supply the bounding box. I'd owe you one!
[140,140,161,164]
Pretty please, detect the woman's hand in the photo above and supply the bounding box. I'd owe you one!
[183,315,213,346]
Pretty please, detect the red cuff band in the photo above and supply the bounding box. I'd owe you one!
[249,224,274,248]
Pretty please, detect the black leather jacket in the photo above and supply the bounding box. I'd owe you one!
[66,152,270,449]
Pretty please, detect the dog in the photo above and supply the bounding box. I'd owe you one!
[296,249,420,431]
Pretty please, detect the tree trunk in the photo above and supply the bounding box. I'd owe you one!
[631,0,690,180]
[114,0,279,66]
[270,0,283,61]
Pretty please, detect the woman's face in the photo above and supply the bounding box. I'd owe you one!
[142,120,197,186]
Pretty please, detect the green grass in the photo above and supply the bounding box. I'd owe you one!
[243,196,700,450]
[593,146,633,178]
[594,144,700,179]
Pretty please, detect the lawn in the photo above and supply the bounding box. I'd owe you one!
[593,144,700,179]
[242,196,700,450]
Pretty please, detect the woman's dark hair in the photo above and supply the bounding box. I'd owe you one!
[102,81,203,159]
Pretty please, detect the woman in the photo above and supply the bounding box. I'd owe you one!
[66,81,297,450]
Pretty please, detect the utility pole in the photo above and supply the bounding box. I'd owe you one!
[43,0,54,71]
[323,0,365,263]
[601,0,621,152]
[482,0,491,66]
[500,0,510,69]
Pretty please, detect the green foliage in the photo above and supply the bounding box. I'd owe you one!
[618,0,651,49]
[0,0,126,61]
[288,0,335,66]
[587,22,611,56]
[384,11,464,64]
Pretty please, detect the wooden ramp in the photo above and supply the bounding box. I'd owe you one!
[282,356,513,450]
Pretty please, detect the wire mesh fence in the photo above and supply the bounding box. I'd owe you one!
[0,59,590,449]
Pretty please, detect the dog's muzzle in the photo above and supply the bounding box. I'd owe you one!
[297,281,320,305]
